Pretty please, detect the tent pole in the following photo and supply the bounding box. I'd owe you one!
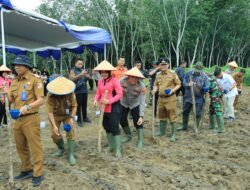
[95,52,99,65]
[33,52,36,67]
[60,51,63,75]
[1,8,7,66]
[97,52,99,65]
[104,44,106,60]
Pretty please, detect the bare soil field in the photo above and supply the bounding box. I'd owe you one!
[0,87,250,190]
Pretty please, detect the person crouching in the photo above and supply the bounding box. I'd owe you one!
[47,77,77,165]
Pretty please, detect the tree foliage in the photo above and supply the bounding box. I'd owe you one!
[38,0,250,69]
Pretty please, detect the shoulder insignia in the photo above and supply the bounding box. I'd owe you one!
[169,70,175,73]
[33,74,41,78]
[156,71,161,75]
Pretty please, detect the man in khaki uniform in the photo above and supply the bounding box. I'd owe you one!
[152,58,181,141]
[46,77,77,165]
[8,55,44,187]
[232,69,246,109]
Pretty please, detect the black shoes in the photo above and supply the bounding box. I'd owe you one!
[32,176,44,187]
[83,118,92,123]
[14,170,33,180]
[15,170,43,187]
[77,118,91,126]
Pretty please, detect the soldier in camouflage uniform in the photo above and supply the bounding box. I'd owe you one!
[207,74,225,133]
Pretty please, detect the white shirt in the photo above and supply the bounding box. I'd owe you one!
[217,72,238,97]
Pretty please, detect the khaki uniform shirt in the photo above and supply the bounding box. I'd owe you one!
[47,93,77,117]
[9,71,44,114]
[232,73,243,88]
[154,70,180,121]
[154,70,181,98]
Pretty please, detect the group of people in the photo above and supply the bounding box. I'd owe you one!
[0,54,246,187]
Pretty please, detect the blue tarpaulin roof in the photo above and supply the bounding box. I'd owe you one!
[0,0,111,59]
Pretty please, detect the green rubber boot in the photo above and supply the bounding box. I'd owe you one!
[113,135,122,157]
[67,140,76,165]
[55,138,65,157]
[196,117,201,131]
[214,115,225,134]
[106,133,114,152]
[137,128,144,149]
[121,126,132,143]
[170,123,177,142]
[177,115,189,131]
[208,115,216,129]
[155,120,167,136]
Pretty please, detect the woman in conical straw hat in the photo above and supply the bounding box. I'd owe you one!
[119,66,146,148]
[93,60,123,157]
[0,64,12,128]
[46,76,77,165]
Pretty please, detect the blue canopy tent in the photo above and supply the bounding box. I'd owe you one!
[0,0,111,67]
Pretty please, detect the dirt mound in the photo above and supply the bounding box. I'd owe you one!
[0,88,250,190]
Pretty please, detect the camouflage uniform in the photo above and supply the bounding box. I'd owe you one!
[208,74,225,132]
[208,75,223,116]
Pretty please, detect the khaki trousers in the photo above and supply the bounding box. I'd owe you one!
[50,116,75,143]
[13,114,43,177]
[158,96,177,122]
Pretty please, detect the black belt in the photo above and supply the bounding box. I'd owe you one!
[20,112,38,117]
[159,93,176,98]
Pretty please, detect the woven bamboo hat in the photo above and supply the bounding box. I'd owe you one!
[228,61,238,68]
[47,76,75,95]
[93,60,116,71]
[0,65,11,72]
[124,67,145,79]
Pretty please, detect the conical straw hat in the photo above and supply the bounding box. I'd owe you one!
[228,61,238,68]
[0,65,11,72]
[47,76,75,95]
[124,67,145,79]
[93,60,116,71]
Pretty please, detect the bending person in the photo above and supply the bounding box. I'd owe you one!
[47,77,77,165]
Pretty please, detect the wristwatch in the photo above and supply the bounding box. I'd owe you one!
[26,104,31,111]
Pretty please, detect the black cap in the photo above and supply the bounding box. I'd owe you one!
[12,55,32,68]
